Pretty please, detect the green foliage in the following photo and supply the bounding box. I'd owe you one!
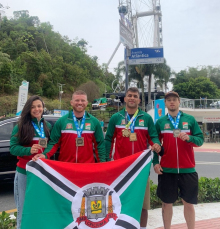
[172,66,220,99]
[77,81,100,103]
[110,95,115,100]
[150,180,161,209]
[198,177,220,202]
[0,211,16,229]
[173,76,220,99]
[150,177,220,209]
[0,13,109,98]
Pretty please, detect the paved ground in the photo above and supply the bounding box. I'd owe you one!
[194,143,220,152]
[148,202,220,229]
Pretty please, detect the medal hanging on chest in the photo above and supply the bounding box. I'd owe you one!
[32,121,47,148]
[73,112,86,147]
[122,128,131,137]
[173,129,181,137]
[76,137,84,146]
[38,138,47,148]
[129,132,137,141]
[122,110,138,138]
[168,112,181,138]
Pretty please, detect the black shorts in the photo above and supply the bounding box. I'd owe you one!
[157,172,198,204]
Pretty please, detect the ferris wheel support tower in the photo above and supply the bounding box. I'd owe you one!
[132,0,162,48]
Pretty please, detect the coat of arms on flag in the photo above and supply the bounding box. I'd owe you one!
[21,150,152,229]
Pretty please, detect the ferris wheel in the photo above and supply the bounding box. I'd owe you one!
[118,0,163,48]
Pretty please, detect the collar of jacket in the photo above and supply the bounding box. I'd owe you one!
[119,107,144,118]
[68,110,91,120]
[31,117,44,124]
[166,110,183,119]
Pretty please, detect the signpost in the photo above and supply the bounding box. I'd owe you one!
[128,47,164,65]
[119,20,133,49]
[16,81,29,116]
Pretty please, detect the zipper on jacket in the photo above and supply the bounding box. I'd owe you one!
[76,119,81,163]
[132,141,134,154]
[76,146,78,163]
[175,134,179,173]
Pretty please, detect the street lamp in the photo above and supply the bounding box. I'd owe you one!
[58,83,65,109]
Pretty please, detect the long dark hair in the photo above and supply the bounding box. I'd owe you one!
[17,95,50,145]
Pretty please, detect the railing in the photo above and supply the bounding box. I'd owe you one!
[146,99,220,111]
[180,99,220,109]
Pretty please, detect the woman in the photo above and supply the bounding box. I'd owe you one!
[10,95,52,229]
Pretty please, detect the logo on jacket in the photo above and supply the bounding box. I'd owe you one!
[182,122,188,129]
[85,123,91,130]
[121,119,125,125]
[76,186,119,228]
[66,123,73,129]
[139,119,144,126]
[164,124,171,129]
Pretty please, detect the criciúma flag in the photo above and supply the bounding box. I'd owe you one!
[21,149,152,229]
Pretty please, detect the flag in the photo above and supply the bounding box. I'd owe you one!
[21,149,152,229]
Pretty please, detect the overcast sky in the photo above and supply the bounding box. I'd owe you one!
[1,0,220,75]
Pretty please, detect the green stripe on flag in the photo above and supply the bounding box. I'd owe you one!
[21,171,73,229]
[119,160,151,222]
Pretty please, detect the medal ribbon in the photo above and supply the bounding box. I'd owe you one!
[168,111,181,129]
[31,122,45,138]
[125,109,139,133]
[72,112,86,138]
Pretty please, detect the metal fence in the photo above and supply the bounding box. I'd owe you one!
[146,99,220,111]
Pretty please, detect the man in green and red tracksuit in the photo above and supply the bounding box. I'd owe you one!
[153,91,204,229]
[33,90,105,163]
[105,87,161,229]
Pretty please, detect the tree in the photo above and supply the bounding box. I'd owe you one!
[77,81,100,103]
[0,52,12,93]
[173,77,220,99]
[154,59,171,93]
[129,62,170,110]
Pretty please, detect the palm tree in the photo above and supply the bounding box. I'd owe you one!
[129,59,171,110]
[154,59,171,93]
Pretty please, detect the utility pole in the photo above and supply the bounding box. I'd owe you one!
[58,83,65,109]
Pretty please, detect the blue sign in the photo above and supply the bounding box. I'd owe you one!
[54,110,69,117]
[154,99,165,123]
[128,47,164,65]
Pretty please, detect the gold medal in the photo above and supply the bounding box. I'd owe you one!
[122,128,131,137]
[173,129,181,137]
[76,137,84,146]
[129,133,137,141]
[38,138,47,148]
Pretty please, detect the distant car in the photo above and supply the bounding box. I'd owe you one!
[0,115,59,182]
[210,101,220,107]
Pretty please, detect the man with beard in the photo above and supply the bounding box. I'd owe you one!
[33,90,105,163]
[105,87,161,229]
[153,91,203,229]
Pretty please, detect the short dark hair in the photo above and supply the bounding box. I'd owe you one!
[125,87,140,97]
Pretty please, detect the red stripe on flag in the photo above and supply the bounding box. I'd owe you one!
[41,151,144,188]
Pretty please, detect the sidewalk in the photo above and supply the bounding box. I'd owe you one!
[148,202,220,229]
[194,142,220,152]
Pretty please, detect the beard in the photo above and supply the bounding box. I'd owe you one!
[126,102,138,109]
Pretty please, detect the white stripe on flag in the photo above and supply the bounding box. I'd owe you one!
[113,214,139,229]
[26,160,80,201]
[111,149,152,196]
